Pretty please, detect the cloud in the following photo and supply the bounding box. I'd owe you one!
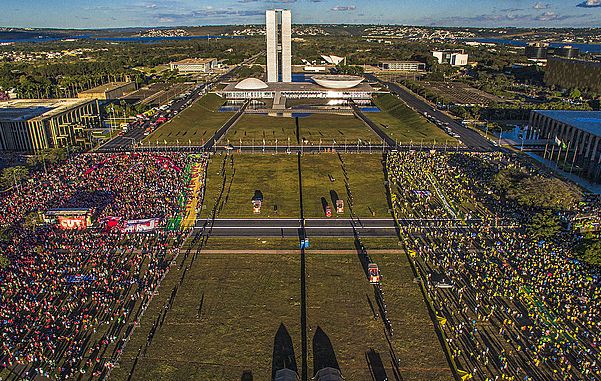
[331,5,356,11]
[427,10,591,26]
[533,2,549,9]
[577,0,601,7]
[155,8,264,23]
[535,11,565,21]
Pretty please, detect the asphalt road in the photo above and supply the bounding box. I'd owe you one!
[194,218,398,237]
[98,54,261,152]
[366,74,494,151]
[97,83,209,152]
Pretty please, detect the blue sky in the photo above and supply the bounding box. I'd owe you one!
[1,0,600,28]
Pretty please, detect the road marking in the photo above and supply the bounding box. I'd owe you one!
[194,226,397,229]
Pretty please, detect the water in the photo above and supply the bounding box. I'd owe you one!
[0,32,242,44]
[360,107,381,113]
[218,106,241,113]
[469,38,601,54]
[292,73,313,83]
[242,112,313,118]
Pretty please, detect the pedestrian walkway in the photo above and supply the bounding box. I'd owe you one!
[181,162,206,228]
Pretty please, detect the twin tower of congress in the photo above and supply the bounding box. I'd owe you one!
[266,9,292,83]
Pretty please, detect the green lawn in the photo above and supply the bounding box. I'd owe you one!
[299,114,380,145]
[145,93,232,145]
[198,153,390,219]
[200,237,300,250]
[200,153,300,218]
[113,249,451,381]
[225,114,298,145]
[301,153,390,218]
[111,253,302,381]
[369,94,456,145]
[306,252,452,381]
[224,113,379,146]
[195,237,401,251]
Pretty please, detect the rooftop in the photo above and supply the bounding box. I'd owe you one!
[0,98,92,122]
[379,60,424,64]
[79,82,133,95]
[535,110,601,138]
[547,57,601,67]
[222,80,374,93]
[171,58,216,65]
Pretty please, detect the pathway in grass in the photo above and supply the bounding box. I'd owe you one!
[112,253,302,381]
[306,251,452,381]
[200,153,300,219]
[301,153,390,218]
[370,94,456,145]
[145,93,232,145]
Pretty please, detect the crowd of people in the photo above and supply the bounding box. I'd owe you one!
[0,152,206,379]
[387,150,601,381]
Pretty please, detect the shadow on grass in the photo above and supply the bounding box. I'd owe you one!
[241,370,253,381]
[366,348,388,381]
[312,326,340,375]
[272,323,298,380]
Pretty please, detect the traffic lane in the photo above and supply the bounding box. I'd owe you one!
[203,227,300,237]
[195,218,301,229]
[194,218,398,237]
[366,73,491,150]
[304,218,396,229]
[200,227,396,237]
[384,82,493,151]
[305,227,397,237]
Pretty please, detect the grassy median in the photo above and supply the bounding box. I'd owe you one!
[369,94,456,145]
[111,253,302,381]
[144,93,232,145]
[224,113,379,146]
[301,153,390,218]
[113,249,451,381]
[200,153,301,219]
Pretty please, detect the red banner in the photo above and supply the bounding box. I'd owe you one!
[58,216,88,230]
[122,218,161,233]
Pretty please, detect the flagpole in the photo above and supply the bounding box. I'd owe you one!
[563,140,571,168]
[543,134,549,160]
[570,143,578,174]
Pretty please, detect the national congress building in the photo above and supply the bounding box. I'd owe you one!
[219,9,374,105]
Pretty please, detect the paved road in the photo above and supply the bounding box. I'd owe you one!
[366,74,494,151]
[193,217,513,237]
[352,103,396,147]
[97,83,209,152]
[194,218,398,237]
[204,100,249,150]
[98,54,261,152]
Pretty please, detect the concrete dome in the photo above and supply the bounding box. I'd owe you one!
[235,78,269,90]
[312,75,363,89]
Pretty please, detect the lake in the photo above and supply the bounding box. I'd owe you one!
[470,38,601,54]
[0,32,242,44]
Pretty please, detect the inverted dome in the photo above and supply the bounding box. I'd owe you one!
[312,75,364,89]
[321,55,345,65]
[235,78,269,90]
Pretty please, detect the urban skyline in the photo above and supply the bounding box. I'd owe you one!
[1,0,600,29]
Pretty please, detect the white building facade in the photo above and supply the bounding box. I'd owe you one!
[266,9,292,83]
[432,50,469,67]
